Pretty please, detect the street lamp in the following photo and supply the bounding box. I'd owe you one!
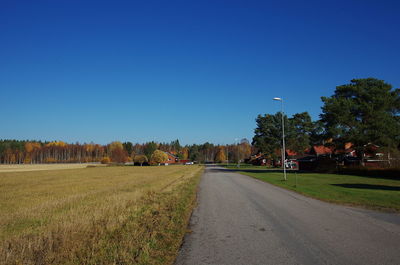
[273,97,287,181]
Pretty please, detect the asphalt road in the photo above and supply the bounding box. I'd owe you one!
[175,166,400,265]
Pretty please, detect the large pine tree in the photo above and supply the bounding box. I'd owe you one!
[320,78,400,152]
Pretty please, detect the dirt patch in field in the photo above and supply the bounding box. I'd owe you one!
[0,164,105,172]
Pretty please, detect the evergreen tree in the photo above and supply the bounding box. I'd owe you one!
[252,112,286,159]
[287,112,313,154]
[320,78,400,153]
[122,142,133,156]
[143,142,158,160]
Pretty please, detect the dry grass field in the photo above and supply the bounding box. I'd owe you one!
[0,163,106,172]
[0,165,203,264]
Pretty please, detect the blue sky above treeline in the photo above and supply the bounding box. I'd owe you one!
[1,0,399,145]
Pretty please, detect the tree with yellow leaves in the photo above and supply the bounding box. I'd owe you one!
[214,146,227,163]
[181,147,189,160]
[150,150,168,165]
[107,142,128,163]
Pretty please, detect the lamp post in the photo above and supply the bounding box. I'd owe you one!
[273,97,287,181]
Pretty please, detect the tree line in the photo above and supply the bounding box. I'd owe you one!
[0,139,253,165]
[253,78,400,160]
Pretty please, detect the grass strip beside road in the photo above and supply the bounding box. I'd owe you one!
[226,166,400,212]
[0,165,203,265]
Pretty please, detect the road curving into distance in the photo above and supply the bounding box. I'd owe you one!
[176,166,400,265]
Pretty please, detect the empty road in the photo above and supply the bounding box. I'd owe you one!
[176,166,400,265]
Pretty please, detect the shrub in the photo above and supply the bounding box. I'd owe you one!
[338,166,400,179]
[44,157,57,163]
[100,157,111,164]
[134,155,148,166]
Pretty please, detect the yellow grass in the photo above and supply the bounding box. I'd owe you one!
[0,165,203,264]
[0,163,106,172]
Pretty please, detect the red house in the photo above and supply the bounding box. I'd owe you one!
[164,152,178,164]
[162,152,193,165]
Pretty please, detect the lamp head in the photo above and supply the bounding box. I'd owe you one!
[273,97,282,101]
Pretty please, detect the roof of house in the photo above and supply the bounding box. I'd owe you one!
[251,154,267,160]
[344,142,353,150]
[163,151,177,158]
[335,143,353,154]
[364,143,380,150]
[312,145,334,155]
[286,149,297,156]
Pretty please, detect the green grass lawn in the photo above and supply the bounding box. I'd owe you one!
[226,166,400,212]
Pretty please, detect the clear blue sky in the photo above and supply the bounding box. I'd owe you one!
[1,0,399,145]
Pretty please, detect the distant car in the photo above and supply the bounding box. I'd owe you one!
[185,162,194,165]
